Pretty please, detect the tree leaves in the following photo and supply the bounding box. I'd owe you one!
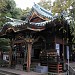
[0,38,10,46]
[52,0,72,15]
[38,0,51,11]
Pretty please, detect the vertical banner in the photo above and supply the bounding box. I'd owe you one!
[67,46,69,75]
[56,44,60,55]
[67,46,69,59]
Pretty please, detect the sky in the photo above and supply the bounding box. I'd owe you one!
[14,0,55,9]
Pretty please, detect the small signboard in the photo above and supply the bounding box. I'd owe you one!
[56,44,60,55]
[56,44,60,50]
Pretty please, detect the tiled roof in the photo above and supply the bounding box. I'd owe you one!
[4,3,54,27]
[32,3,53,19]
[0,3,58,33]
[4,16,27,26]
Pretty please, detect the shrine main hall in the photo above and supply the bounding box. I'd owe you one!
[0,3,71,73]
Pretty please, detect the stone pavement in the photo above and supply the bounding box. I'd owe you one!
[0,67,46,75]
[69,62,75,69]
[69,62,75,75]
[0,70,18,75]
[65,62,75,75]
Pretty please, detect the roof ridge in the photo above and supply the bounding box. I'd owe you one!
[32,3,53,19]
[33,3,52,15]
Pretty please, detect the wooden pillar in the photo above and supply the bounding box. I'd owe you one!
[9,47,12,67]
[54,26,56,50]
[27,42,32,72]
[24,43,27,64]
[57,63,59,74]
[9,39,13,67]
[25,38,33,72]
[62,38,64,61]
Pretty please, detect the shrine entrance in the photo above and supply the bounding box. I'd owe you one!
[11,34,26,66]
[12,43,25,65]
[12,34,46,65]
[32,36,46,62]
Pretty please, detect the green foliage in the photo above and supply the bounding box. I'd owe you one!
[69,1,75,42]
[38,0,75,43]
[52,0,72,15]
[0,0,31,52]
[0,38,10,52]
[0,0,7,13]
[0,0,23,27]
[38,0,51,11]
[21,7,31,20]
[0,38,10,46]
[0,0,31,27]
[11,8,22,19]
[0,0,16,13]
[52,0,75,43]
[0,0,16,27]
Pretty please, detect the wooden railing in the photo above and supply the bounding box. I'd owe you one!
[40,50,64,73]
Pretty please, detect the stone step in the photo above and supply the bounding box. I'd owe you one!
[0,70,19,75]
[15,64,23,70]
[35,66,48,73]
[66,63,75,75]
